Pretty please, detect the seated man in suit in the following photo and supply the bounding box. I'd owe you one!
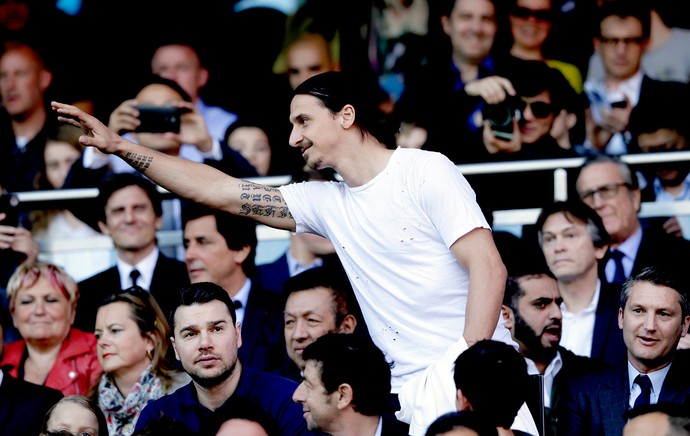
[292,332,406,435]
[75,173,189,331]
[182,201,288,373]
[560,266,690,436]
[535,200,627,366]
[280,265,363,381]
[0,302,63,436]
[502,265,604,436]
[575,154,690,286]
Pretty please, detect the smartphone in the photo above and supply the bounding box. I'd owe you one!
[0,193,19,227]
[133,106,187,133]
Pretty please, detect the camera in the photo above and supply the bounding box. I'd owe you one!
[481,96,523,141]
[133,106,189,133]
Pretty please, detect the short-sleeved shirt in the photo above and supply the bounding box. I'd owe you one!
[280,147,512,392]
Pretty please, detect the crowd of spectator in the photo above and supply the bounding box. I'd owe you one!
[1,0,690,435]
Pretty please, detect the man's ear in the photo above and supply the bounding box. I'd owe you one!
[98,220,110,236]
[336,383,354,410]
[502,305,516,331]
[337,314,357,333]
[456,388,473,412]
[340,104,355,129]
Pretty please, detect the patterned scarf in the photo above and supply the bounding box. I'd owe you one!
[98,364,164,436]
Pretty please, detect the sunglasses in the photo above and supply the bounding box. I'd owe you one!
[511,6,555,22]
[517,100,555,119]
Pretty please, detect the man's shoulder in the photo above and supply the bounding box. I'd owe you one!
[239,366,298,393]
[78,265,117,286]
[1,368,63,401]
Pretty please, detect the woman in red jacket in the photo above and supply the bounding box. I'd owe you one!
[1,261,102,395]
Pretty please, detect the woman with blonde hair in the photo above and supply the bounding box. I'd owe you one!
[0,261,101,395]
[93,286,189,435]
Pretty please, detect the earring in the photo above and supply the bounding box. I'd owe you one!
[146,349,153,360]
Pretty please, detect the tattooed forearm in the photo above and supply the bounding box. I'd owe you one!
[239,204,293,219]
[124,152,153,172]
[237,182,292,219]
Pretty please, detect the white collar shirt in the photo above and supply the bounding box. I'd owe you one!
[525,351,564,409]
[627,361,671,408]
[560,280,600,357]
[605,226,642,283]
[232,278,252,326]
[117,247,159,291]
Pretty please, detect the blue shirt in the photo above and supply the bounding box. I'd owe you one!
[134,365,313,435]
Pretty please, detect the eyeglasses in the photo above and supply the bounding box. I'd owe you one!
[517,100,554,119]
[511,6,555,22]
[579,182,630,205]
[598,36,645,47]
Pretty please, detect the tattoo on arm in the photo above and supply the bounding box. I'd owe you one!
[238,183,293,219]
[124,152,153,172]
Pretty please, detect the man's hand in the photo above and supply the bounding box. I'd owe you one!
[0,213,39,263]
[483,119,522,154]
[465,76,516,104]
[175,101,213,153]
[108,98,141,133]
[52,101,124,154]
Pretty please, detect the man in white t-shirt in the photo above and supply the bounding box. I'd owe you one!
[52,70,516,435]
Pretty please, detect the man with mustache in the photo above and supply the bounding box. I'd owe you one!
[535,200,627,367]
[502,266,602,436]
[133,282,312,435]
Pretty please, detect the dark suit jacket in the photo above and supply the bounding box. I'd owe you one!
[526,347,607,436]
[0,368,63,436]
[560,350,690,436]
[239,281,291,374]
[74,252,189,331]
[631,226,690,284]
[256,252,290,294]
[591,281,627,367]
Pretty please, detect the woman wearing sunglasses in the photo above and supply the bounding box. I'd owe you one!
[92,287,189,435]
[506,0,583,94]
[1,261,102,396]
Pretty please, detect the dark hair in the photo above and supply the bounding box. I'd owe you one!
[95,286,176,376]
[620,266,690,318]
[625,402,690,434]
[293,71,399,149]
[97,173,163,222]
[302,332,392,416]
[181,201,258,278]
[505,60,572,113]
[198,395,282,436]
[453,340,529,428]
[535,200,611,249]
[596,0,651,39]
[41,395,109,436]
[170,282,236,331]
[503,271,555,309]
[425,410,498,436]
[284,265,356,328]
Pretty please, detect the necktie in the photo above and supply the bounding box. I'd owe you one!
[233,300,243,310]
[634,374,652,408]
[611,250,626,285]
[130,269,141,287]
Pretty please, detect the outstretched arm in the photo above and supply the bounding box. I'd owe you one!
[51,102,296,231]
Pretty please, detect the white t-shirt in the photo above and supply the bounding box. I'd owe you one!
[280,147,511,391]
